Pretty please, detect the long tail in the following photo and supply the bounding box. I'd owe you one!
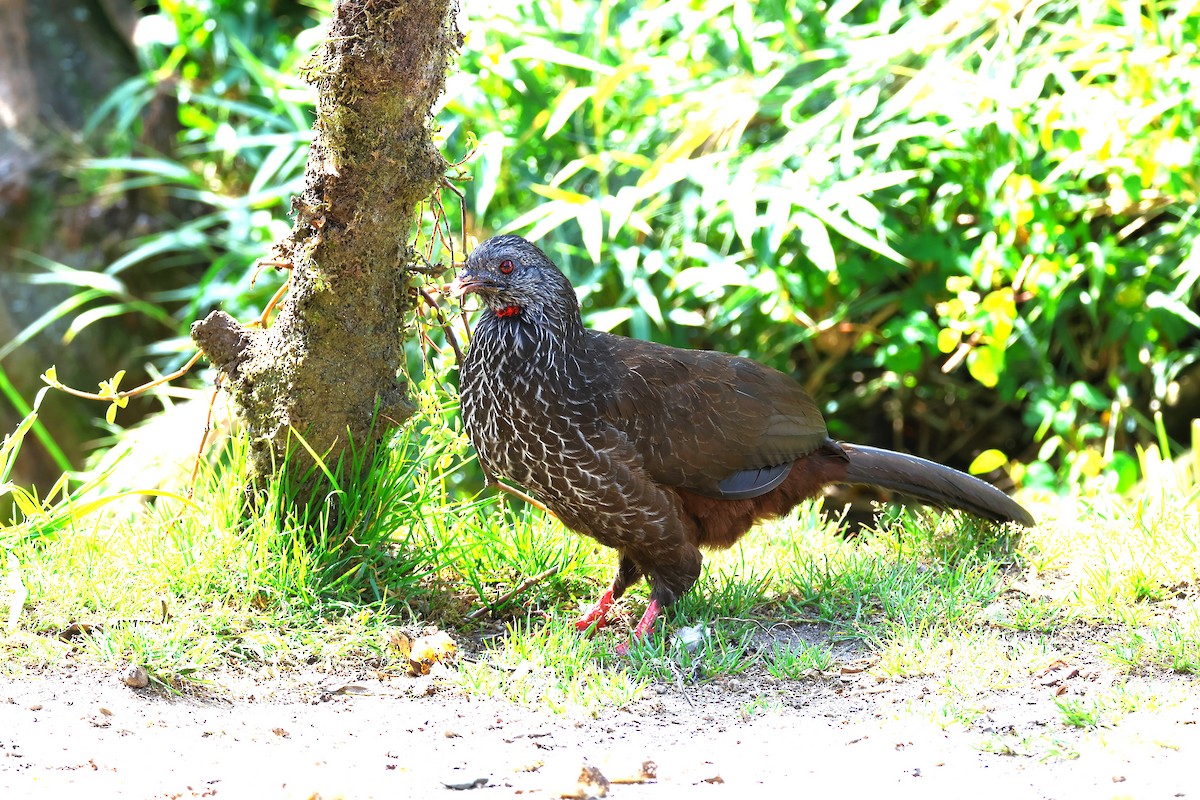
[840,443,1035,527]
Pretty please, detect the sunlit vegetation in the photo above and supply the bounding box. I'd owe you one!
[1,0,1197,740]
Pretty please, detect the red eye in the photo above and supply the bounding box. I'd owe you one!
[499,259,514,274]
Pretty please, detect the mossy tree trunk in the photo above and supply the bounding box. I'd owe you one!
[191,0,459,498]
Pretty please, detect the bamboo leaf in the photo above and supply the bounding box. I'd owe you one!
[545,85,593,138]
[794,213,836,273]
[505,43,614,76]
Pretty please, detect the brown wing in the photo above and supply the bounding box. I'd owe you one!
[586,330,829,496]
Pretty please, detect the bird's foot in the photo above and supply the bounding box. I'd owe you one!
[574,587,616,634]
[614,600,661,656]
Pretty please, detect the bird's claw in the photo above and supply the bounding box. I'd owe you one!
[613,600,661,657]
[574,613,608,634]
[574,587,616,635]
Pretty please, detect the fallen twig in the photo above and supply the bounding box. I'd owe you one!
[465,564,562,621]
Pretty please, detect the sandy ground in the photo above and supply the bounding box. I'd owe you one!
[2,649,1198,800]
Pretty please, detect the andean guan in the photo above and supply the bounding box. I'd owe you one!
[451,235,1034,644]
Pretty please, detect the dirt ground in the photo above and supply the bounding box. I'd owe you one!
[2,631,1198,800]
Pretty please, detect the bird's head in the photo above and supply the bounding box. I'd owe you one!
[449,235,579,322]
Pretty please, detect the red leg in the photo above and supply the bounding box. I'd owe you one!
[574,587,616,632]
[615,599,661,656]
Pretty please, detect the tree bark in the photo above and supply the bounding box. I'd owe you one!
[191,0,459,495]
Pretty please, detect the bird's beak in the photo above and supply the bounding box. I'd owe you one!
[447,273,477,298]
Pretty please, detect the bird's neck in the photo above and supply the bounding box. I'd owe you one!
[475,297,586,372]
[488,293,584,340]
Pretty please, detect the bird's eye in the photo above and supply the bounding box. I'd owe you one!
[499,259,514,274]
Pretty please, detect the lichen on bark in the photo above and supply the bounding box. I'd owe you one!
[191,0,460,495]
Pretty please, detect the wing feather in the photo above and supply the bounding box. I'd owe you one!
[585,331,827,497]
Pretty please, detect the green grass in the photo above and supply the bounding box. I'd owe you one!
[763,640,837,679]
[2,380,1199,722]
[455,619,644,716]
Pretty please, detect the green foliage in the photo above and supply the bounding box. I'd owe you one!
[763,640,836,678]
[446,0,1200,489]
[0,384,471,687]
[51,0,1198,491]
[76,0,326,348]
[781,510,1012,638]
[1052,681,1167,730]
[7,0,1199,704]
[2,369,1198,707]
[456,618,646,713]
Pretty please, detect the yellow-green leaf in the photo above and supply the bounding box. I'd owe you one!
[981,287,1016,315]
[5,551,27,632]
[544,85,592,139]
[969,448,1009,475]
[968,345,1001,388]
[937,328,961,354]
[946,275,973,293]
[529,184,589,205]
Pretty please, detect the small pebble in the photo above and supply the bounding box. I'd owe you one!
[559,763,609,798]
[121,665,149,689]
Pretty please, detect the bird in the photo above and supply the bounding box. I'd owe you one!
[450,235,1034,646]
